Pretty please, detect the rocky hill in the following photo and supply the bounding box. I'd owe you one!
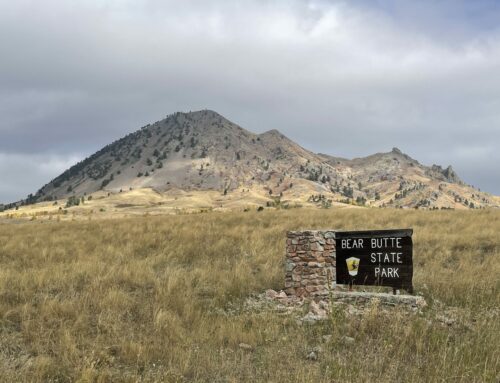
[23,110,499,210]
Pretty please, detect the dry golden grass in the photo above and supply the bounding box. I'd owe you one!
[0,208,499,382]
[0,185,359,223]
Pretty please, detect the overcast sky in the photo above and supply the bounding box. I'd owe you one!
[1,0,500,203]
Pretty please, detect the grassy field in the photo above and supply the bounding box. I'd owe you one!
[0,208,498,382]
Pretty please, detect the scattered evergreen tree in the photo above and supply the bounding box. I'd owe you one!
[356,196,367,206]
[65,196,80,208]
[101,178,111,188]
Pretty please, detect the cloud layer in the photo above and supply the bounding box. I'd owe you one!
[1,0,499,203]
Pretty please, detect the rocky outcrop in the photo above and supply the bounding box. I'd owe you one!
[430,164,462,184]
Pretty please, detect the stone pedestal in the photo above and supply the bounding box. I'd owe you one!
[285,230,336,297]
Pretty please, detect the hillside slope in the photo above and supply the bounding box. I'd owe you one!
[18,110,499,210]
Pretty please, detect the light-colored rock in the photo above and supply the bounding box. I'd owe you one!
[302,312,325,323]
[342,336,355,344]
[415,296,427,309]
[306,351,318,361]
[332,291,427,309]
[265,289,278,300]
[238,343,253,351]
[302,300,329,322]
[276,291,287,299]
[309,301,327,317]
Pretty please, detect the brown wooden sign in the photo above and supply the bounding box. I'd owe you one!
[336,229,413,291]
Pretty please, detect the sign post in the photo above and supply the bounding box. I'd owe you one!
[335,229,413,293]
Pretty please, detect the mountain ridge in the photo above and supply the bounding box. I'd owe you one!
[10,109,499,210]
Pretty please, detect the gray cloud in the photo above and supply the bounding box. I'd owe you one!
[1,0,499,203]
[0,152,80,203]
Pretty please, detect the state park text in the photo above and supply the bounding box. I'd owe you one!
[340,237,403,277]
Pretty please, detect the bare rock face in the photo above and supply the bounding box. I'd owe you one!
[442,166,461,184]
[24,109,498,209]
[429,164,462,184]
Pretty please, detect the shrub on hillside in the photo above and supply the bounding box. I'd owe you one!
[65,196,80,208]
